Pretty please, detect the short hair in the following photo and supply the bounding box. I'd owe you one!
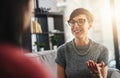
[69,8,94,22]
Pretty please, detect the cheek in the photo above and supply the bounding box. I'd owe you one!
[83,24,90,32]
[23,13,31,30]
[71,27,74,33]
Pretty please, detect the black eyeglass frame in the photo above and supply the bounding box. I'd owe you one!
[67,19,88,26]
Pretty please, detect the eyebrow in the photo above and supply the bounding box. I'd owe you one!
[71,18,85,21]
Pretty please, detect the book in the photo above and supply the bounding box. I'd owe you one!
[31,21,42,33]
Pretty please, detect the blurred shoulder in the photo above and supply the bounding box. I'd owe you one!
[57,40,73,51]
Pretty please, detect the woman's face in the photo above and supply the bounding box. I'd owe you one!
[70,14,92,39]
[23,0,34,30]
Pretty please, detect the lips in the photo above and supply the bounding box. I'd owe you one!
[73,30,82,33]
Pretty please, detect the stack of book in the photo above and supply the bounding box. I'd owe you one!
[31,21,42,33]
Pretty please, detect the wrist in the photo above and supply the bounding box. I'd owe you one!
[92,74,103,78]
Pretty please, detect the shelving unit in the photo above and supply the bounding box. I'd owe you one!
[21,0,65,52]
[22,12,65,52]
[33,12,65,51]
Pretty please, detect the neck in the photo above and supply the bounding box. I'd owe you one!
[74,36,89,46]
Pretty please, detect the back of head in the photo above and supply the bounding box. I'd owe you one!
[69,8,94,22]
[0,0,30,46]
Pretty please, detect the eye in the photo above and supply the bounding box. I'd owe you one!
[70,20,76,24]
[68,20,76,26]
[77,19,85,25]
[78,19,85,23]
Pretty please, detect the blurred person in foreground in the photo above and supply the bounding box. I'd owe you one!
[0,0,52,78]
[55,8,109,78]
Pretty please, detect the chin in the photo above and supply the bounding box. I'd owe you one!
[24,23,30,30]
[75,35,82,39]
[74,33,81,37]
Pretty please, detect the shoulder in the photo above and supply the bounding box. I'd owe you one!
[91,40,109,56]
[0,44,52,78]
[57,40,72,52]
[91,40,108,50]
[90,39,109,55]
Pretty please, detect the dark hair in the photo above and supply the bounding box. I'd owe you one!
[0,0,30,46]
[69,8,94,22]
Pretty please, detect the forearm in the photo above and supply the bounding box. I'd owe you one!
[92,66,107,78]
[56,64,65,78]
[101,66,107,78]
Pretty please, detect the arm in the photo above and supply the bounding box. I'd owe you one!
[56,64,65,78]
[98,46,108,78]
[101,66,108,78]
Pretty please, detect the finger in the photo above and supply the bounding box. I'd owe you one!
[95,63,98,69]
[94,64,99,74]
[89,60,93,68]
[86,60,91,68]
[86,61,89,68]
[86,60,98,74]
[91,60,96,68]
[89,60,96,73]
[89,60,96,68]
[101,61,105,67]
[86,61,94,73]
[98,61,105,68]
[91,62,98,74]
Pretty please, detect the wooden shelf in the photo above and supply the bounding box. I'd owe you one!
[35,12,63,17]
[31,31,64,35]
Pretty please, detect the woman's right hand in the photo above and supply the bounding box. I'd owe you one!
[86,60,105,78]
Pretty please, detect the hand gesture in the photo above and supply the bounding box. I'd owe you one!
[86,60,105,78]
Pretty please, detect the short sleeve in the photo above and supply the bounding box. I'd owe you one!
[55,45,66,69]
[98,46,109,66]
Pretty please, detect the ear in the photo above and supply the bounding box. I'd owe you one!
[88,22,93,29]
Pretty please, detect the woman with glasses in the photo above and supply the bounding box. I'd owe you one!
[55,8,108,78]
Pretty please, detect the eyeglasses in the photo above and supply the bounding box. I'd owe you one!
[68,19,88,27]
